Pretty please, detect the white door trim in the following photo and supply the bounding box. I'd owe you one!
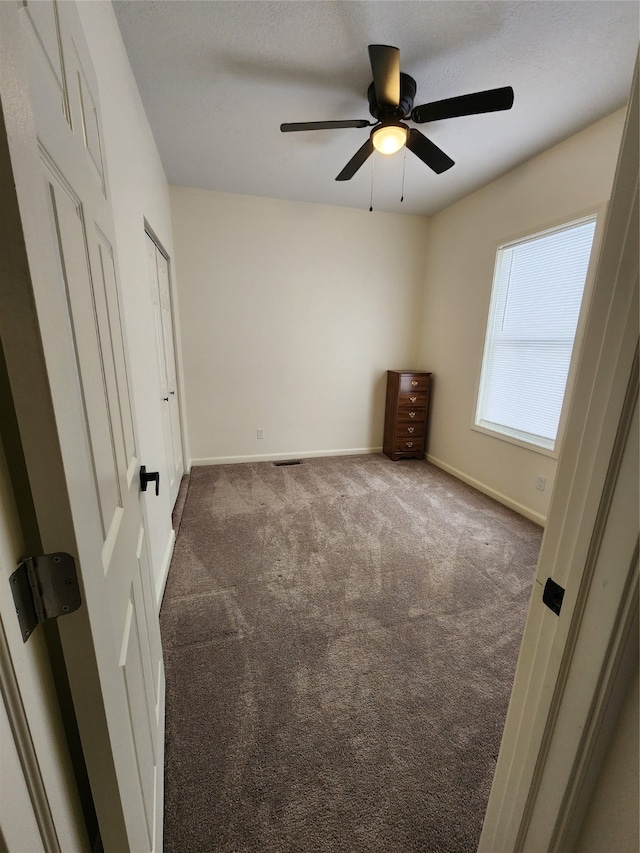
[0,622,60,852]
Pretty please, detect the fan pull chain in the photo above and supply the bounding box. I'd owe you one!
[369,155,375,212]
[400,148,407,203]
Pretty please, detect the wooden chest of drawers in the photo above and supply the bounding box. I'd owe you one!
[383,371,432,461]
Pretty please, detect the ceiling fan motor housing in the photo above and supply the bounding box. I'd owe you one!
[368,73,417,122]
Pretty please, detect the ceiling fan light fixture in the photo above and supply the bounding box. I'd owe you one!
[283,45,513,182]
[372,123,407,155]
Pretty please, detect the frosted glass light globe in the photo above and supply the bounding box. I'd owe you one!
[372,124,407,155]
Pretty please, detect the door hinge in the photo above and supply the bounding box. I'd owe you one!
[9,553,82,642]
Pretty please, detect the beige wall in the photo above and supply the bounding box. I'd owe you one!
[418,110,625,523]
[170,187,429,464]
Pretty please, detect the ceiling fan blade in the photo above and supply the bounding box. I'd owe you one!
[406,129,454,174]
[281,119,371,132]
[335,138,375,181]
[368,44,400,106]
[411,86,514,123]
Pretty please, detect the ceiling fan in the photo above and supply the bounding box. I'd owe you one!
[280,45,514,181]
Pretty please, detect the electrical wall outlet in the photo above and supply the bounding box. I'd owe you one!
[536,475,546,491]
[257,428,264,440]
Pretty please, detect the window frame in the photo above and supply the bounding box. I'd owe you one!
[471,207,606,458]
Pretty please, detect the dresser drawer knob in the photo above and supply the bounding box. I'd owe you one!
[411,380,418,387]
[410,396,417,403]
[409,411,416,418]
[407,427,415,434]
[406,441,414,448]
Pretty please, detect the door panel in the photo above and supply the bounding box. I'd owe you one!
[136,522,161,699]
[72,44,106,193]
[21,0,70,126]
[95,233,137,469]
[44,165,122,535]
[91,230,133,483]
[120,581,156,847]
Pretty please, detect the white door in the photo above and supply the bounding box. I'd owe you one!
[0,2,164,851]
[0,436,88,852]
[146,233,184,508]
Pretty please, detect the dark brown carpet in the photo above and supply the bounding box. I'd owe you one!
[161,455,542,852]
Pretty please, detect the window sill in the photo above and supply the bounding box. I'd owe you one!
[471,422,559,459]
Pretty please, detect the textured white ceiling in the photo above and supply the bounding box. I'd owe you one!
[113,0,638,216]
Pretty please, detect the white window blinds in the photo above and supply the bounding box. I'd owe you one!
[476,216,597,451]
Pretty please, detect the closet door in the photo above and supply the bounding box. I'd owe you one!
[146,233,183,508]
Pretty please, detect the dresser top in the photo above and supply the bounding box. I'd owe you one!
[388,370,432,376]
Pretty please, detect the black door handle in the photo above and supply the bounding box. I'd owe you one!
[140,465,160,496]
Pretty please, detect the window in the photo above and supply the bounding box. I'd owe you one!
[475,215,597,452]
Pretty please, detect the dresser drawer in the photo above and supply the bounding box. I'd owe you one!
[398,390,429,407]
[394,438,424,454]
[392,449,424,460]
[399,374,430,393]
[397,406,426,423]
[395,421,425,439]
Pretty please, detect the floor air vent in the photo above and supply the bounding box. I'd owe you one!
[273,460,303,467]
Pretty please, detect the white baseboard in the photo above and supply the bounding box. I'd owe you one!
[155,527,176,609]
[425,453,546,527]
[190,447,383,467]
